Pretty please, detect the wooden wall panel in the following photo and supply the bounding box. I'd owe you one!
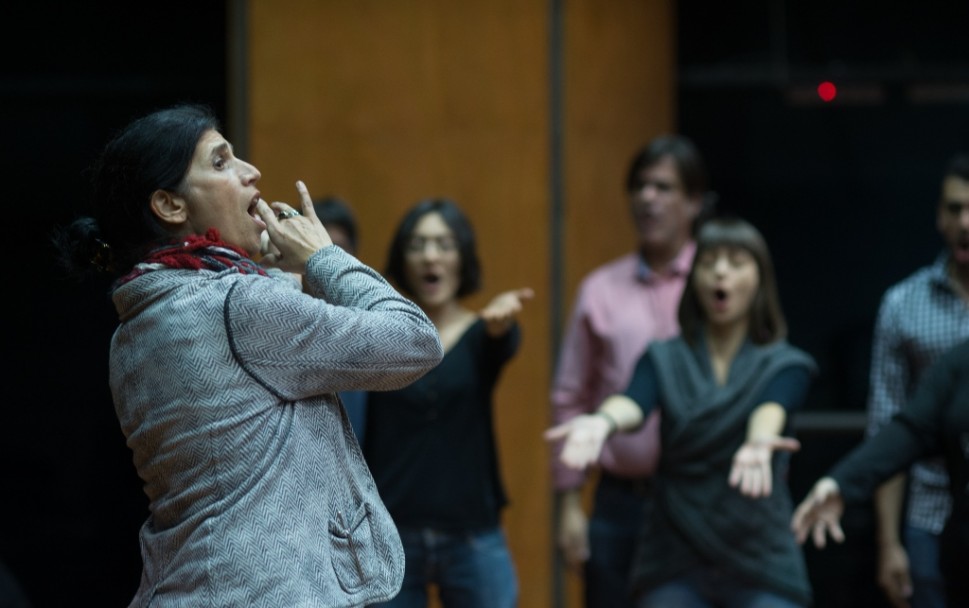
[246,1,672,606]
[563,0,675,313]
[558,3,674,605]
[247,1,551,606]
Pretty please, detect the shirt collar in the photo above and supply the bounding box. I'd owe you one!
[928,250,958,291]
[637,240,697,282]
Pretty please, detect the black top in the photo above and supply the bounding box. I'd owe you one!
[625,335,817,606]
[831,338,969,599]
[625,354,811,418]
[364,318,520,531]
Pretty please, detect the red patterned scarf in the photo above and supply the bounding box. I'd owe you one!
[114,228,267,289]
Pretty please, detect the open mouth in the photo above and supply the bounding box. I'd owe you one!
[954,235,969,262]
[421,272,441,287]
[248,194,267,229]
[634,210,659,226]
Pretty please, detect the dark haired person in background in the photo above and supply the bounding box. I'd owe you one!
[365,198,533,607]
[865,153,969,608]
[51,104,442,606]
[548,135,710,607]
[548,217,816,607]
[314,195,359,253]
[794,337,969,606]
[0,559,30,608]
[314,194,368,444]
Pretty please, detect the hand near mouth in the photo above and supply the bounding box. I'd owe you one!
[256,181,334,273]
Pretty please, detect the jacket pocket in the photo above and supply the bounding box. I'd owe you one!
[328,502,376,593]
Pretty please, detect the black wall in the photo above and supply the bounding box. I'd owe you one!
[678,0,969,414]
[4,3,227,605]
[681,88,967,412]
[678,1,969,605]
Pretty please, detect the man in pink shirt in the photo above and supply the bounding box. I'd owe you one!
[550,135,711,607]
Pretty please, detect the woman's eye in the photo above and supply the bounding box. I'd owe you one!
[730,252,752,266]
[214,156,227,169]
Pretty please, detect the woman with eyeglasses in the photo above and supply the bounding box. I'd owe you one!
[364,198,533,608]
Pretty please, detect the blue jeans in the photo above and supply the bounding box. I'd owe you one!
[584,473,652,608]
[637,566,806,608]
[371,526,518,608]
[904,525,947,608]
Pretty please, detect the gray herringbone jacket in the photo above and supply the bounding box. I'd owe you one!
[110,246,443,607]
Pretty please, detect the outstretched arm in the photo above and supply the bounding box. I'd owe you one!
[480,287,535,337]
[728,402,801,498]
[544,394,643,471]
[791,477,846,548]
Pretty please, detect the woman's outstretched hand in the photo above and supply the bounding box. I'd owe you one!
[256,180,333,273]
[543,414,612,471]
[728,435,801,498]
[480,288,535,336]
[790,477,846,548]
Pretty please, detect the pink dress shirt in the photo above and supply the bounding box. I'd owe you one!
[551,243,695,490]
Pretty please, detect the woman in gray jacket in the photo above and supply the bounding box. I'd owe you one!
[53,104,443,607]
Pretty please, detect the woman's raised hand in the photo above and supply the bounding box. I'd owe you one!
[480,288,535,336]
[257,180,333,273]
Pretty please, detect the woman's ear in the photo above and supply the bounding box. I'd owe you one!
[150,189,188,225]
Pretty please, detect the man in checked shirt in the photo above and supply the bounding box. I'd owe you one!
[866,153,969,608]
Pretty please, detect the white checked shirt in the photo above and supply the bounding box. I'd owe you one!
[866,253,969,533]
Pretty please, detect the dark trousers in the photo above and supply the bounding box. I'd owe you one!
[584,472,652,608]
[372,526,518,608]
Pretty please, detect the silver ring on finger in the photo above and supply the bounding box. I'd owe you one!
[277,209,301,220]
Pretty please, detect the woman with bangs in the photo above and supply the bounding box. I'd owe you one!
[546,216,817,607]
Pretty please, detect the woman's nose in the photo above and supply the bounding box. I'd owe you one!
[421,244,442,260]
[637,184,658,203]
[242,161,261,184]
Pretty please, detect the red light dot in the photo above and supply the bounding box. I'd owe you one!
[817,81,837,102]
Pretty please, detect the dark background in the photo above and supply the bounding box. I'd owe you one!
[678,1,969,605]
[4,1,967,606]
[679,0,969,415]
[4,3,228,606]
